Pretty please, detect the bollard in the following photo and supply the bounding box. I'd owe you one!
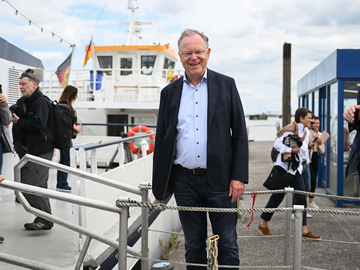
[151,262,173,269]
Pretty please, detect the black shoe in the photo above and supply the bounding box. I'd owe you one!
[56,186,71,193]
[24,222,53,230]
[0,237,4,243]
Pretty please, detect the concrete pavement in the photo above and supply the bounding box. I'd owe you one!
[166,141,360,270]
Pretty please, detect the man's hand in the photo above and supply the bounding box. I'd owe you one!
[0,175,5,182]
[12,113,19,123]
[0,94,7,107]
[344,104,360,124]
[229,180,245,202]
[155,198,164,204]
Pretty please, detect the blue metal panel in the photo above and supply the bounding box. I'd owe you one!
[337,50,360,79]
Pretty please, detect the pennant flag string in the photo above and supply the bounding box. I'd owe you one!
[2,0,74,47]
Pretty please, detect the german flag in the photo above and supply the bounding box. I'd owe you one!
[83,40,92,68]
[55,52,72,89]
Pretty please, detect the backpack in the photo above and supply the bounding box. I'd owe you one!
[43,97,74,150]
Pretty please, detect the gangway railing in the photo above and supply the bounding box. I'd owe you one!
[1,153,151,270]
[69,133,154,269]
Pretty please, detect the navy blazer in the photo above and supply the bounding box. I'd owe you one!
[152,69,249,201]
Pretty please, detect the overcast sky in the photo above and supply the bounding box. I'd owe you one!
[1,0,360,115]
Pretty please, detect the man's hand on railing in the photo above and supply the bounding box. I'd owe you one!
[0,175,5,182]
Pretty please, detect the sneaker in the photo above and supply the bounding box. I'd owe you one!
[0,237,4,243]
[308,201,320,209]
[302,231,321,240]
[24,222,53,230]
[258,224,273,236]
[56,186,71,193]
[306,213,312,218]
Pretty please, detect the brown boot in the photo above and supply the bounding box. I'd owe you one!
[258,224,273,236]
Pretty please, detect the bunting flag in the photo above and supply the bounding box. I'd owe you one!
[83,40,92,68]
[55,52,72,89]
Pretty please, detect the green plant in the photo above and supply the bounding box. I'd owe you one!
[158,229,181,260]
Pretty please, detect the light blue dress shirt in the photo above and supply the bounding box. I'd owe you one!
[173,70,208,169]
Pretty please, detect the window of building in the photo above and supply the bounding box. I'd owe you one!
[98,56,112,75]
[121,58,133,75]
[141,56,156,75]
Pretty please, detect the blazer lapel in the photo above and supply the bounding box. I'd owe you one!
[207,69,219,128]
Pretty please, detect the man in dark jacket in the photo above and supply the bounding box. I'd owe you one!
[11,69,54,230]
[152,29,248,269]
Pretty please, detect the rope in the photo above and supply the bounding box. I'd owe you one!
[294,190,360,201]
[127,255,292,269]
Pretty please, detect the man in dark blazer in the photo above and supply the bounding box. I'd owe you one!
[152,29,248,269]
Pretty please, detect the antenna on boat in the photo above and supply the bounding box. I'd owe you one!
[124,0,152,45]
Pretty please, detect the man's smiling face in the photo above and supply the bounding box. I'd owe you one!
[178,34,210,85]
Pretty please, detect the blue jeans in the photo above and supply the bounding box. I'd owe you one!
[173,165,239,269]
[302,163,311,192]
[56,140,72,188]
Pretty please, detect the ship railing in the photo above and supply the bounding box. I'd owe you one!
[69,132,154,260]
[40,68,184,103]
[0,152,150,270]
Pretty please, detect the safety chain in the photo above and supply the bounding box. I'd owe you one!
[207,235,219,270]
[294,190,360,201]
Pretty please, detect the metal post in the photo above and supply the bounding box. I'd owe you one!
[118,142,124,166]
[284,187,294,266]
[70,147,81,250]
[118,200,129,270]
[293,205,304,270]
[90,149,97,174]
[140,183,150,270]
[75,236,92,270]
[140,139,149,158]
[79,147,88,249]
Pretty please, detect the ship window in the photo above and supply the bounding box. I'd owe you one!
[163,57,175,78]
[98,56,112,75]
[121,58,133,75]
[107,114,128,136]
[141,56,156,75]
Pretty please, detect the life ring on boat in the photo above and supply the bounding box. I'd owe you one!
[128,125,155,156]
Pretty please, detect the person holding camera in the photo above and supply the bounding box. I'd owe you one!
[344,102,360,177]
[258,107,321,240]
[11,69,55,231]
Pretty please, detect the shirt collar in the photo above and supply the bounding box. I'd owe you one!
[297,123,308,135]
[183,68,208,85]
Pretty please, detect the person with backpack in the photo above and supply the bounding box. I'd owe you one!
[11,69,55,230]
[56,85,81,192]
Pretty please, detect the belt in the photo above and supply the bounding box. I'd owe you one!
[174,164,207,175]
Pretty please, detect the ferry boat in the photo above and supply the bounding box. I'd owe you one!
[0,1,183,269]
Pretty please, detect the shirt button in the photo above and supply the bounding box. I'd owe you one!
[198,155,200,158]
[197,142,199,144]
[196,128,198,130]
[196,115,198,117]
[196,102,198,104]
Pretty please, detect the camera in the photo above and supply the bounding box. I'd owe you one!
[9,104,24,118]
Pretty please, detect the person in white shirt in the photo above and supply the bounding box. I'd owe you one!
[258,107,321,240]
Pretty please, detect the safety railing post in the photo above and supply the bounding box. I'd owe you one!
[140,139,149,158]
[293,205,304,270]
[118,198,129,270]
[140,183,150,270]
[284,187,294,266]
[90,149,97,174]
[70,147,81,251]
[118,142,124,166]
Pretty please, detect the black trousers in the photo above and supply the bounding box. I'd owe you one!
[21,151,54,225]
[309,152,319,198]
[261,167,307,226]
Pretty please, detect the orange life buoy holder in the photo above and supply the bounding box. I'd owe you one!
[127,125,155,156]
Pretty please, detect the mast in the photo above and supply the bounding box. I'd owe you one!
[124,0,152,45]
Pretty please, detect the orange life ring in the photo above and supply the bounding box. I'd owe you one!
[127,125,155,156]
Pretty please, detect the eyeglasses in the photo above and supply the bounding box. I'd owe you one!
[179,48,208,57]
